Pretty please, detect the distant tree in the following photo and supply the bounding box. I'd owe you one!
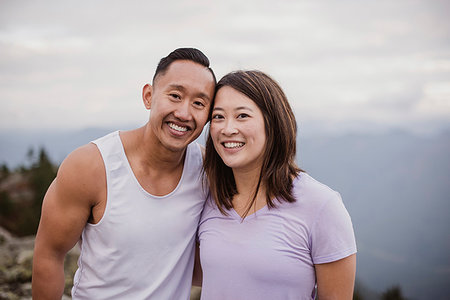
[16,164,27,173]
[30,148,57,203]
[26,147,57,235]
[353,288,364,300]
[381,285,407,300]
[0,191,14,216]
[1,147,58,236]
[26,147,35,164]
[0,163,9,178]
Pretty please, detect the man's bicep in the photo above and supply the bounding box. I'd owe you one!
[35,148,99,256]
[35,181,89,259]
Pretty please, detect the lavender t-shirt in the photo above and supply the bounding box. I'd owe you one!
[198,173,357,300]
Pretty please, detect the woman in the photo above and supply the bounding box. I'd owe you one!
[198,70,357,299]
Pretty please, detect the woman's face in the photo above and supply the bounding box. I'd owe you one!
[210,86,266,173]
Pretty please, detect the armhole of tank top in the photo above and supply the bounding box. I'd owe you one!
[193,142,208,199]
[186,142,201,177]
[175,142,193,191]
[196,142,204,159]
[157,142,198,198]
[85,139,110,227]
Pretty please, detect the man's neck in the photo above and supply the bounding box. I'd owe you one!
[122,125,187,173]
[119,125,188,196]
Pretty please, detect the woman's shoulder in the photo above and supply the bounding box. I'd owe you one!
[282,172,343,217]
[294,173,340,201]
[285,173,354,239]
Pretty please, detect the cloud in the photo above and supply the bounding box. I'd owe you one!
[0,0,449,134]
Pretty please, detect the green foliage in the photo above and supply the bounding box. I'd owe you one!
[0,191,14,216]
[32,148,57,201]
[353,288,364,300]
[0,147,57,236]
[381,285,407,300]
[0,163,10,177]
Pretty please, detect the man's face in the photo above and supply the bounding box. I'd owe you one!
[146,60,215,153]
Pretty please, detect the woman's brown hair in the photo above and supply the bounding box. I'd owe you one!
[203,70,303,217]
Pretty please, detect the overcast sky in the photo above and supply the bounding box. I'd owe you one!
[1,0,449,135]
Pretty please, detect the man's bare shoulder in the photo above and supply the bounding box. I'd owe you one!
[55,143,105,203]
[60,142,103,172]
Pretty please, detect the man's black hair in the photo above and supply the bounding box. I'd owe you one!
[152,48,216,84]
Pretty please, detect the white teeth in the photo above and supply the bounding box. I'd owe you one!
[223,142,244,148]
[168,122,188,132]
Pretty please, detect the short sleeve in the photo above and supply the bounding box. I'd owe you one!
[310,193,357,264]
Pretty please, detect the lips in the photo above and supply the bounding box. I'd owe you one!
[168,122,190,133]
[223,142,245,149]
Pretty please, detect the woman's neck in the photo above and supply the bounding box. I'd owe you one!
[232,167,267,216]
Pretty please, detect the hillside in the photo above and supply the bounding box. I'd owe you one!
[0,128,449,299]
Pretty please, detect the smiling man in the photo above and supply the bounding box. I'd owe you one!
[32,48,216,300]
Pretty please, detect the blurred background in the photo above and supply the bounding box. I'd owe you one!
[0,0,449,299]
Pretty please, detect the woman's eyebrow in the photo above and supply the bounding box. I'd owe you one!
[212,106,253,111]
[235,106,253,111]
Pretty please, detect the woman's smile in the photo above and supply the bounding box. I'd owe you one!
[210,86,266,172]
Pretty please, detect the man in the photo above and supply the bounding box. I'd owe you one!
[32,48,216,299]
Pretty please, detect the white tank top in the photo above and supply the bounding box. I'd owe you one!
[72,131,206,299]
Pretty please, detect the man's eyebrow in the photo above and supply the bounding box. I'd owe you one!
[198,92,212,102]
[168,84,186,91]
[168,84,211,102]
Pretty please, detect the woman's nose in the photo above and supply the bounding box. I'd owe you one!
[221,119,238,135]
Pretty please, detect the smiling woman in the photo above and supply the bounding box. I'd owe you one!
[198,70,357,300]
[209,86,267,174]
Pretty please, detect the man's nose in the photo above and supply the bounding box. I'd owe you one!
[173,100,192,121]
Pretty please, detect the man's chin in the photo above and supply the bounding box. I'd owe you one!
[159,128,202,152]
[162,139,193,153]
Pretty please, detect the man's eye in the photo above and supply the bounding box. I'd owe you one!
[170,94,181,100]
[194,101,205,107]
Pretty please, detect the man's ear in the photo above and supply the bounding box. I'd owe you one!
[142,84,153,109]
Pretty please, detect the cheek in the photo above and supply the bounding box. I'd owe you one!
[209,123,220,138]
[250,126,267,148]
[150,102,168,118]
[259,132,268,148]
[194,111,210,125]
[256,121,267,144]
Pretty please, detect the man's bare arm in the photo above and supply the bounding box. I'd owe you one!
[32,144,105,299]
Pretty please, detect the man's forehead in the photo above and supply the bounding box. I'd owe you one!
[154,60,213,83]
[154,62,215,94]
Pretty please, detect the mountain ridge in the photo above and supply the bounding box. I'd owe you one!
[1,128,449,299]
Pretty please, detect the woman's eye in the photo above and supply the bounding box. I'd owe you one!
[212,114,224,119]
[237,113,249,119]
